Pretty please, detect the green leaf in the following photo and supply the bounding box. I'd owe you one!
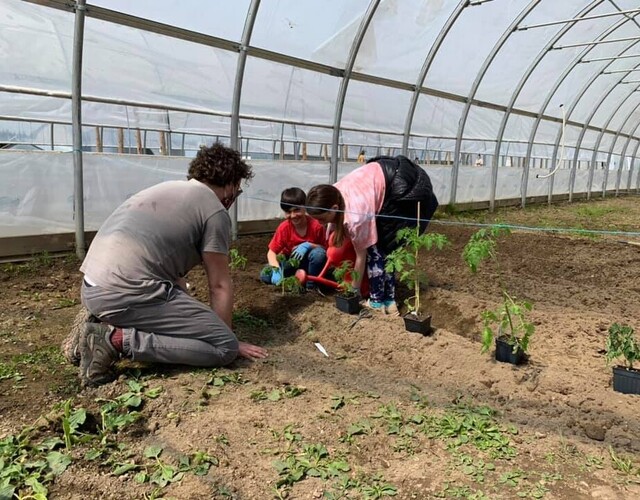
[267,389,281,401]
[145,387,163,399]
[46,451,71,476]
[112,462,138,476]
[0,484,15,500]
[144,445,163,459]
[134,471,148,483]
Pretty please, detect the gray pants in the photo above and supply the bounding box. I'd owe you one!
[81,282,238,367]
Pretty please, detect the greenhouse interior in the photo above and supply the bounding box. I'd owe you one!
[2,0,640,259]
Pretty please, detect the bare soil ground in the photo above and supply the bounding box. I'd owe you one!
[1,196,640,499]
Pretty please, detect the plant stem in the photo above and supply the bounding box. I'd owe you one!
[502,290,517,339]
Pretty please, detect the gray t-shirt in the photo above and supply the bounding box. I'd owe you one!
[81,179,230,292]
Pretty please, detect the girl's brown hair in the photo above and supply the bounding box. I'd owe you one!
[306,185,346,247]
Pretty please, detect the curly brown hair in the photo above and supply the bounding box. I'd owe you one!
[187,142,254,187]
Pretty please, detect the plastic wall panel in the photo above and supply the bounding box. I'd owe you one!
[464,106,503,139]
[551,169,572,195]
[502,114,534,143]
[0,94,71,123]
[527,169,551,197]
[340,130,403,148]
[580,128,600,150]
[620,109,640,135]
[476,26,558,105]
[168,112,230,136]
[608,96,640,132]
[570,74,620,124]
[83,19,238,112]
[353,0,459,83]
[494,167,524,201]
[251,0,368,67]
[411,95,464,138]
[515,49,589,112]
[461,140,497,155]
[591,170,606,193]
[424,0,530,96]
[241,57,340,124]
[574,168,590,193]
[0,121,52,146]
[90,0,251,41]
[590,86,640,129]
[455,166,491,203]
[342,81,411,132]
[0,1,73,92]
[423,165,451,204]
[533,119,561,144]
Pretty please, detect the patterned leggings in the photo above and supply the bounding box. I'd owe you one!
[366,245,395,303]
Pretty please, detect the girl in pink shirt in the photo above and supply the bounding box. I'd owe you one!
[307,156,438,315]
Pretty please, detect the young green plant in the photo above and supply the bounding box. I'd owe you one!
[462,226,534,355]
[605,323,639,370]
[332,260,360,298]
[385,224,449,316]
[273,254,303,295]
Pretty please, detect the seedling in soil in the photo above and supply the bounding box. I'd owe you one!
[463,226,535,359]
[228,248,247,270]
[340,419,372,444]
[385,227,449,317]
[454,453,496,484]
[232,308,269,330]
[608,446,635,475]
[251,386,307,402]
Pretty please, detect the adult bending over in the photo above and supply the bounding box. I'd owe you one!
[71,142,267,387]
[306,156,438,314]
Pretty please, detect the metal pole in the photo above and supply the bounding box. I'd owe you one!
[401,0,467,155]
[71,0,87,259]
[553,35,640,50]
[229,0,260,240]
[330,0,380,183]
[518,8,640,30]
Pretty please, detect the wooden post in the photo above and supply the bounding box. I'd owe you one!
[117,128,124,154]
[136,129,142,154]
[279,141,285,160]
[342,144,348,161]
[323,144,328,161]
[95,126,102,153]
[159,131,167,156]
[302,142,307,160]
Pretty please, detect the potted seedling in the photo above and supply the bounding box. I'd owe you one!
[463,226,534,365]
[333,260,361,314]
[605,323,640,395]
[385,223,449,335]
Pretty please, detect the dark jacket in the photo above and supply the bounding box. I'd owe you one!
[368,155,439,254]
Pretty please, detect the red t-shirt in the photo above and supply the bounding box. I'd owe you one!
[268,215,327,256]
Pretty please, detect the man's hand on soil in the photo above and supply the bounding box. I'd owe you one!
[238,341,268,360]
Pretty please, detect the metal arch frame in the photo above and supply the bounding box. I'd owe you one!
[71,0,87,259]
[329,0,380,183]
[549,4,640,202]
[567,43,640,200]
[588,88,640,197]
[616,110,640,191]
[600,95,640,195]
[610,104,640,194]
[229,0,260,240]
[492,1,604,210]
[521,11,639,206]
[561,49,640,201]
[450,0,541,206]
[401,0,469,155]
[633,137,640,191]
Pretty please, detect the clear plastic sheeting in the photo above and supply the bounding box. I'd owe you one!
[2,0,640,247]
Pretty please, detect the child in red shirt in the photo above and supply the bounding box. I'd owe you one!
[260,188,327,288]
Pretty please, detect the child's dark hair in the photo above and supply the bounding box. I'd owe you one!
[280,187,306,212]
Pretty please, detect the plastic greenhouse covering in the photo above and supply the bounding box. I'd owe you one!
[2,0,640,255]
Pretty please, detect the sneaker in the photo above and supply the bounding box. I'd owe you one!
[79,323,120,388]
[61,306,99,366]
[384,300,399,316]
[363,298,386,313]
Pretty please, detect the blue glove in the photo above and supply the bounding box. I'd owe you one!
[270,268,283,285]
[291,242,312,261]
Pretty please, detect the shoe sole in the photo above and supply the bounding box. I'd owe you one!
[61,306,95,366]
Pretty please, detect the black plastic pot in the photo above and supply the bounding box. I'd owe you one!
[335,294,360,315]
[403,313,432,335]
[612,366,640,395]
[495,336,526,365]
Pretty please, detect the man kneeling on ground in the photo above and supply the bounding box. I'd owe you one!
[63,142,268,387]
